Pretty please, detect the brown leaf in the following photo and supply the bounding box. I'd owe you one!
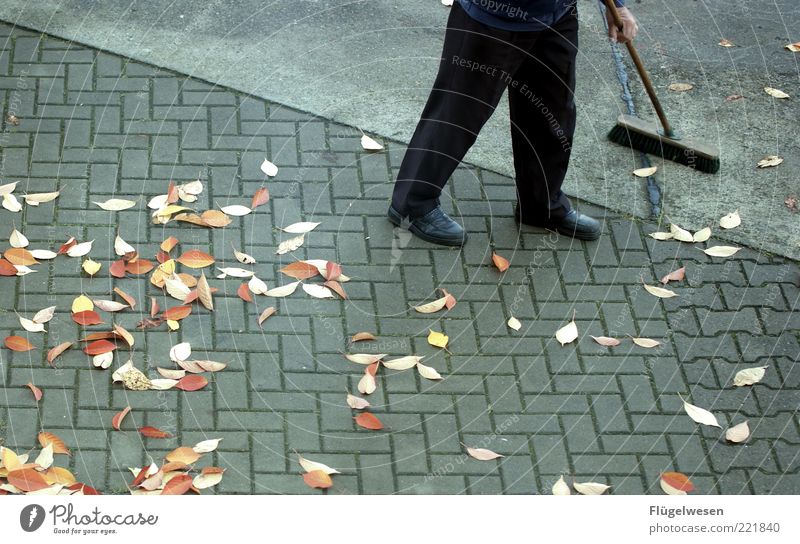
[251,186,270,209]
[303,470,333,489]
[325,261,342,281]
[113,287,137,309]
[354,412,384,430]
[4,335,35,352]
[324,280,347,299]
[280,261,320,280]
[112,406,131,431]
[258,306,277,325]
[72,310,104,326]
[175,375,208,391]
[150,297,160,317]
[39,431,70,455]
[350,332,376,343]
[492,252,509,272]
[138,426,173,439]
[165,446,201,465]
[47,341,73,365]
[0,258,17,276]
[176,249,215,269]
[161,474,193,495]
[26,382,43,401]
[4,247,38,266]
[237,282,253,303]
[162,305,192,321]
[136,317,165,330]
[660,266,686,285]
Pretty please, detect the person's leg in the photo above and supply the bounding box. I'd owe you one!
[508,7,579,223]
[391,3,526,219]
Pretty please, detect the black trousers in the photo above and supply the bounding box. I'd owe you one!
[391,2,579,221]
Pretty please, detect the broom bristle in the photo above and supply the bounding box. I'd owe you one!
[608,122,720,174]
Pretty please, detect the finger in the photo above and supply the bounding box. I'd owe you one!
[608,25,618,42]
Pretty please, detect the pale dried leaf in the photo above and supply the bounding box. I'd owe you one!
[66,240,93,257]
[682,396,721,428]
[632,337,661,348]
[703,245,740,257]
[298,455,341,475]
[34,443,54,470]
[92,299,128,312]
[507,316,522,331]
[668,82,694,92]
[19,316,45,333]
[216,267,254,278]
[360,134,384,151]
[643,283,678,298]
[413,296,448,314]
[757,155,784,168]
[94,198,137,211]
[573,481,610,495]
[345,353,387,365]
[552,475,570,495]
[260,158,278,177]
[193,438,223,453]
[725,421,750,443]
[764,87,789,99]
[358,370,376,395]
[276,234,305,255]
[383,355,423,370]
[220,204,252,217]
[346,393,370,409]
[149,379,178,390]
[114,235,136,256]
[660,266,686,284]
[281,222,320,234]
[692,227,712,243]
[9,228,28,248]
[2,193,22,212]
[169,342,191,363]
[555,318,578,346]
[248,275,268,295]
[30,249,58,260]
[719,210,741,229]
[264,281,300,297]
[465,445,503,461]
[233,248,256,264]
[670,224,694,242]
[417,362,443,380]
[649,232,674,241]
[33,306,56,324]
[633,166,657,177]
[302,283,334,299]
[733,366,767,387]
[591,335,620,347]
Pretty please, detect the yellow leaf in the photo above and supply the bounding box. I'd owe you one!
[427,329,449,349]
[82,259,102,276]
[71,294,94,313]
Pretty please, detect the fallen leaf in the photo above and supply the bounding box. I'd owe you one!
[72,310,103,326]
[350,332,376,343]
[260,158,278,177]
[649,232,673,241]
[280,261,319,280]
[276,234,305,255]
[4,335,35,352]
[93,300,128,313]
[643,282,678,298]
[632,337,661,348]
[668,82,694,92]
[660,472,694,495]
[718,38,735,47]
[633,166,657,177]
[220,204,252,217]
[162,305,192,321]
[196,272,214,311]
[692,227,712,243]
[725,421,750,443]
[5,247,38,266]
[0,258,18,276]
[354,412,384,430]
[26,382,43,401]
[169,342,192,363]
[265,281,301,297]
[724,94,744,102]
[193,469,224,490]
[670,223,694,243]
[681,395,721,428]
[464,445,503,461]
[39,432,70,455]
[703,245,740,257]
[112,406,131,431]
[591,335,620,347]
[47,342,72,365]
[94,198,137,211]
[324,280,347,299]
[66,240,93,257]
[573,481,610,495]
[660,266,686,284]
[552,475,571,495]
[413,296,449,314]
[9,228,28,248]
[258,306,277,325]
[764,87,789,99]
[785,42,800,52]
[7,468,50,492]
[427,329,449,349]
[199,210,232,228]
[251,187,270,209]
[193,438,223,453]
[303,283,334,299]
[358,364,378,395]
[177,250,215,268]
[298,455,340,475]
[417,362,443,380]
[383,355,422,370]
[19,315,45,333]
[84,339,116,355]
[492,252,510,272]
[719,210,741,229]
[507,316,522,331]
[346,392,371,410]
[733,366,767,387]
[3,193,22,212]
[35,443,54,470]
[360,133,384,151]
[175,375,208,391]
[161,474,193,495]
[166,447,201,465]
[138,426,173,439]
[233,247,256,264]
[555,314,578,346]
[346,353,387,365]
[281,222,320,234]
[303,470,333,489]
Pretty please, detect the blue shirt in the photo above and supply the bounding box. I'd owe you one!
[457,0,625,31]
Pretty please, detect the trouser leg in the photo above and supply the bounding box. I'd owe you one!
[508,8,579,221]
[391,4,527,218]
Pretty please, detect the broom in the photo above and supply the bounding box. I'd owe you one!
[603,0,720,174]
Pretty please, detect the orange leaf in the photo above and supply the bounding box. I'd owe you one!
[162,305,192,321]
[72,310,104,326]
[113,287,137,309]
[200,210,232,228]
[354,412,384,430]
[26,382,42,402]
[167,182,180,204]
[156,250,170,264]
[280,261,320,280]
[110,258,127,278]
[0,258,17,276]
[237,282,253,303]
[84,339,117,355]
[324,280,347,299]
[492,252,510,272]
[251,186,270,209]
[138,426,173,439]
[661,471,695,492]
[39,431,70,455]
[47,341,73,366]
[8,468,50,492]
[67,482,102,495]
[350,332,376,343]
[112,406,131,431]
[176,249,215,269]
[165,447,201,465]
[4,247,38,266]
[366,362,379,377]
[325,261,342,281]
[175,375,208,392]
[303,470,333,489]
[124,259,154,275]
[4,335,35,352]
[161,236,179,252]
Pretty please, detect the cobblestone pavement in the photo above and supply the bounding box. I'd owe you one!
[1,23,798,495]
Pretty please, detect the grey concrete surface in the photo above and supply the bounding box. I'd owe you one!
[0,0,798,258]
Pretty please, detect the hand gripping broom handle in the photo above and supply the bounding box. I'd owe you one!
[603,0,675,138]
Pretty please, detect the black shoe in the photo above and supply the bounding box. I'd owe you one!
[388,205,468,247]
[514,206,601,241]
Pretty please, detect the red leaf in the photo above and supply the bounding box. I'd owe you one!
[47,341,73,366]
[440,288,457,310]
[83,339,117,355]
[124,259,154,275]
[354,412,384,430]
[325,261,342,281]
[366,362,379,377]
[303,470,333,489]
[161,474,193,495]
[0,258,17,276]
[251,186,270,209]
[237,282,253,303]
[4,335,35,352]
[661,471,695,492]
[110,258,127,278]
[138,426,173,439]
[175,375,208,392]
[155,250,171,264]
[162,305,192,321]
[67,483,102,495]
[324,280,347,299]
[58,237,76,255]
[26,382,42,401]
[72,310,104,326]
[112,406,131,431]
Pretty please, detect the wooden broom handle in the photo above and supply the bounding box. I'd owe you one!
[603,0,674,137]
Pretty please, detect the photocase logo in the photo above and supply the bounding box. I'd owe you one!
[20,504,45,532]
